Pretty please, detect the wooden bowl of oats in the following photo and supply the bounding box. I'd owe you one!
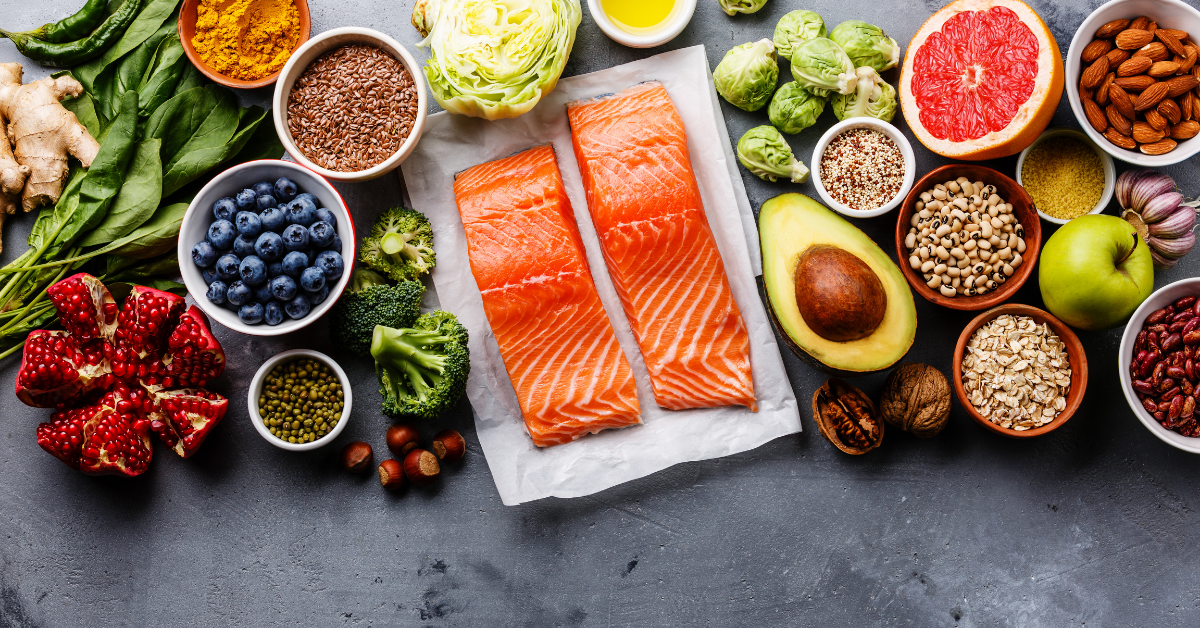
[952,304,1089,438]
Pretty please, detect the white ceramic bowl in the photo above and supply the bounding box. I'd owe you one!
[1066,0,1200,166]
[272,27,427,182]
[811,117,916,219]
[178,160,356,336]
[248,350,353,452]
[1016,129,1116,225]
[1118,278,1200,453]
[587,0,697,48]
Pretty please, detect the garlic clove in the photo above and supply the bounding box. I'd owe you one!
[1147,207,1196,238]
[1141,191,1185,223]
[1149,231,1195,259]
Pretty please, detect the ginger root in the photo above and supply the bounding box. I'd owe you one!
[0,109,31,253]
[0,63,99,212]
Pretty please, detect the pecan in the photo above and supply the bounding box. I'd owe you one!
[814,380,882,455]
[1097,19,1131,39]
[1140,138,1178,155]
[1118,56,1153,76]
[1135,81,1170,110]
[1082,38,1114,63]
[1117,29,1155,50]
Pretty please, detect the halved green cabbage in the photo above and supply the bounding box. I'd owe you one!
[789,37,856,98]
[737,125,809,183]
[413,0,581,120]
[832,67,897,122]
[713,39,779,112]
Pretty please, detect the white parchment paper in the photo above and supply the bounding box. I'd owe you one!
[402,46,800,505]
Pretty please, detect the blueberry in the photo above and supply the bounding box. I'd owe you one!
[299,267,325,292]
[270,275,297,301]
[235,188,257,209]
[235,211,262,236]
[201,266,221,285]
[238,302,265,325]
[305,284,330,306]
[285,198,316,226]
[252,181,274,197]
[324,233,342,253]
[207,220,236,249]
[314,250,344,281]
[239,255,268,287]
[282,224,309,251]
[293,192,317,206]
[253,282,274,304]
[255,194,277,211]
[212,197,237,221]
[215,253,241,280]
[281,251,309,277]
[274,177,298,203]
[267,260,285,277]
[233,233,257,258]
[314,208,336,231]
[308,221,335,248]
[226,280,251,306]
[224,300,242,313]
[263,301,285,326]
[285,294,312,319]
[206,281,228,305]
[259,207,286,232]
[254,231,285,261]
[192,241,217,267]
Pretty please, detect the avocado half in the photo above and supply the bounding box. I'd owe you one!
[760,193,916,375]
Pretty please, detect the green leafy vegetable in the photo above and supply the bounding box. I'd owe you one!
[768,82,826,134]
[360,207,436,282]
[829,20,900,73]
[736,125,809,183]
[75,0,182,93]
[713,39,779,112]
[372,311,471,420]
[331,269,425,357]
[718,0,768,16]
[831,66,897,122]
[80,138,162,245]
[773,10,827,60]
[789,37,856,97]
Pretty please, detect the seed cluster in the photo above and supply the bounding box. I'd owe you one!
[258,359,345,444]
[819,129,905,211]
[287,44,419,172]
[1021,137,1104,220]
[904,177,1027,298]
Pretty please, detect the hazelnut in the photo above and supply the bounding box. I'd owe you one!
[430,429,466,464]
[378,459,405,490]
[386,424,420,457]
[403,449,441,486]
[340,441,373,474]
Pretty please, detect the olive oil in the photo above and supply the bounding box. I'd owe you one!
[601,0,676,33]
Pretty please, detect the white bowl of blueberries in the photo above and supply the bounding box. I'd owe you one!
[177,160,356,336]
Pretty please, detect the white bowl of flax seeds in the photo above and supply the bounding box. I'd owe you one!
[272,27,427,182]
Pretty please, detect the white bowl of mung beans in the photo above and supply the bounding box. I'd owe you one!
[248,350,353,452]
[1017,129,1116,225]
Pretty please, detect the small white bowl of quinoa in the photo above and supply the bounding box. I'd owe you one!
[1017,129,1115,225]
[811,117,916,219]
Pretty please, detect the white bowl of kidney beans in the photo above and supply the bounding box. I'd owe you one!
[1120,278,1200,452]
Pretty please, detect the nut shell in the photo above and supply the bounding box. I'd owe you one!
[879,363,952,438]
[403,448,441,486]
[812,379,884,455]
[341,441,374,474]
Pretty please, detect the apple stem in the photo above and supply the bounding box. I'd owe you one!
[1116,230,1139,266]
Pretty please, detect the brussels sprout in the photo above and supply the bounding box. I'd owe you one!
[713,39,780,112]
[768,82,826,134]
[718,0,769,16]
[773,10,827,60]
[788,37,856,98]
[832,67,897,122]
[829,20,901,73]
[736,126,810,183]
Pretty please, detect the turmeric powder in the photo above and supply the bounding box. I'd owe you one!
[192,0,300,81]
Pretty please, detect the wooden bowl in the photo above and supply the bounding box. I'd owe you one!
[894,164,1042,311]
[178,0,311,89]
[952,304,1089,438]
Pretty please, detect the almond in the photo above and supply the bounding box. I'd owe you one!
[1134,42,1169,62]
[1159,98,1182,124]
[1140,138,1177,155]
[1130,16,1151,32]
[1116,75,1156,92]
[1135,81,1170,110]
[1147,21,1158,34]
[1145,108,1170,131]
[1097,19,1131,39]
[1150,61,1182,78]
[1132,121,1166,143]
[1166,75,1199,97]
[1119,56,1153,76]
[1183,92,1196,121]
[1081,56,1110,88]
[1156,30,1187,56]
[1097,73,1115,105]
[1159,28,1190,41]
[1082,39,1114,63]
[1117,29,1154,50]
[1107,49,1132,66]
[1172,120,1200,140]
[1083,98,1108,133]
[1107,104,1133,135]
[1181,46,1198,73]
[1110,84,1136,119]
[1105,128,1138,149]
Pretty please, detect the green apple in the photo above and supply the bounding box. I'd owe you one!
[1039,215,1154,330]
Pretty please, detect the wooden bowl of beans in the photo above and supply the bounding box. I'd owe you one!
[894,165,1042,311]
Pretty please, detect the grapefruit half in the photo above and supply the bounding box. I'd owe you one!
[899,0,1063,160]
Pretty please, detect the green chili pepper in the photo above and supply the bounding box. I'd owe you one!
[17,0,111,43]
[0,0,142,67]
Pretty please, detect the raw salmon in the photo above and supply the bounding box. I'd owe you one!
[454,145,642,447]
[567,82,757,411]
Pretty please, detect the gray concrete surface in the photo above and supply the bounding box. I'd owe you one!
[3,0,1200,625]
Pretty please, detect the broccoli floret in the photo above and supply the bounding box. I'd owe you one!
[330,269,424,356]
[371,311,470,420]
[360,207,435,282]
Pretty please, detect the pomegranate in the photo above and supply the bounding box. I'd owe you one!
[21,274,228,476]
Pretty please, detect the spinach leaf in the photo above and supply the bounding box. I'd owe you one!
[55,72,104,138]
[145,85,235,168]
[76,0,182,93]
[103,253,178,278]
[161,104,270,196]
[26,168,84,250]
[171,62,204,98]
[137,31,185,116]
[89,202,188,259]
[80,138,162,246]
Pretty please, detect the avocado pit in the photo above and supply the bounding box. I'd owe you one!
[793,245,887,342]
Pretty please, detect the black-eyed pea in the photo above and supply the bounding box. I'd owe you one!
[947,266,961,278]
[951,276,961,288]
[997,247,1012,261]
[1011,252,1023,268]
[950,247,966,260]
[947,181,961,194]
[965,287,978,296]
[951,219,963,232]
[928,275,943,289]
[920,191,932,203]
[990,216,1004,229]
[952,197,968,211]
[980,222,993,238]
[957,257,971,269]
[987,206,999,218]
[919,246,931,260]
[963,239,977,252]
[933,188,948,200]
[933,263,948,275]
[918,208,932,220]
[939,285,957,298]
[940,237,953,249]
[909,256,921,270]
[905,233,917,249]
[964,275,976,288]
[988,252,999,264]
[936,246,950,260]
[951,208,967,222]
[973,262,986,275]
[978,239,992,251]
[1017,238,1026,254]
[987,194,1001,207]
[921,259,935,273]
[976,285,989,296]
[1002,263,1014,276]
[989,233,1003,246]
[935,223,951,237]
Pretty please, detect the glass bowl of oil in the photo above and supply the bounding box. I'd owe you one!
[588,0,697,48]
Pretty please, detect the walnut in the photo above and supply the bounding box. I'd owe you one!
[813,379,883,455]
[879,363,951,438]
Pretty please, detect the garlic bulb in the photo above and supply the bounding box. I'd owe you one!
[1117,169,1200,270]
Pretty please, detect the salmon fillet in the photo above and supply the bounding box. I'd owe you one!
[566,82,757,411]
[454,145,642,447]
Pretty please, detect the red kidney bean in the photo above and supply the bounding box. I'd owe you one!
[1136,350,1149,364]
[1170,395,1185,420]
[1154,411,1166,422]
[1183,380,1195,397]
[1143,398,1158,413]
[1175,310,1195,324]
[1136,330,1149,352]
[1160,400,1175,413]
[1152,361,1167,386]
[1193,299,1200,317]
[1185,329,1200,345]
[1186,346,1196,359]
[1158,377,1177,393]
[1134,379,1156,394]
[1162,387,1182,403]
[1164,333,1184,353]
[1184,396,1196,419]
[1177,296,1197,311]
[1149,308,1171,325]
[1171,320,1188,333]
[1150,324,1169,335]
[1185,318,1200,336]
[1149,333,1162,352]
[1188,359,1196,381]
[1167,365,1188,379]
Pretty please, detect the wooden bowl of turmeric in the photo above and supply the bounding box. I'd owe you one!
[178,0,311,90]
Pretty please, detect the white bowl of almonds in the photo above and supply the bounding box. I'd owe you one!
[1067,0,1200,166]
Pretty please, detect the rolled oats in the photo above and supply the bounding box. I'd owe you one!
[962,314,1072,430]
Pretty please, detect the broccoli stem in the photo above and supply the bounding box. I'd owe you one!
[372,325,454,399]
